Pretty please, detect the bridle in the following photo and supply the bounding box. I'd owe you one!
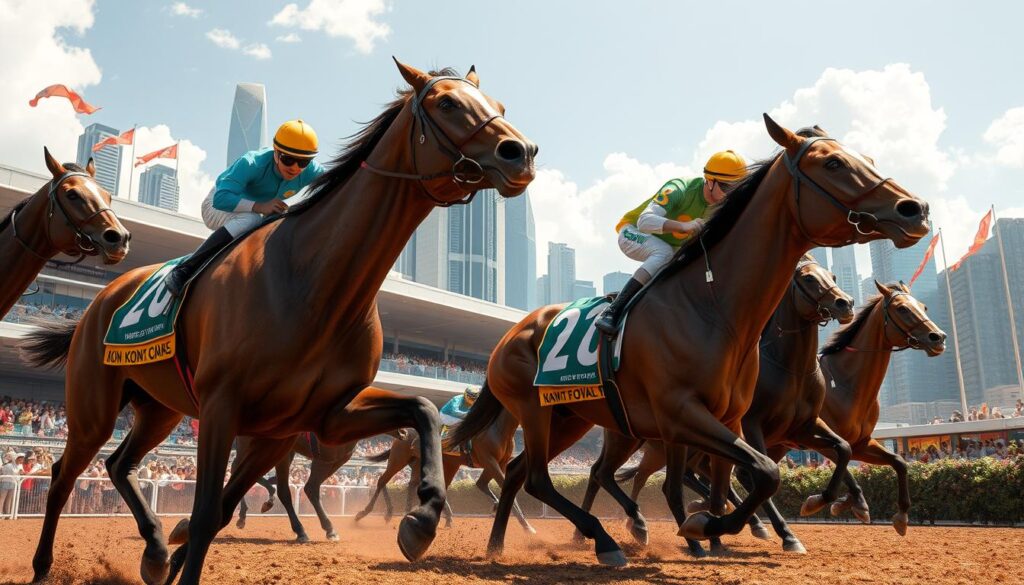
[360,76,503,207]
[7,171,120,265]
[845,290,929,353]
[783,136,903,248]
[766,260,844,340]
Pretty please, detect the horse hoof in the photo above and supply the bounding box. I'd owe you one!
[572,528,586,545]
[354,510,369,523]
[32,556,53,584]
[628,520,649,546]
[296,534,310,544]
[140,550,170,585]
[783,538,807,554]
[327,532,340,542]
[708,543,728,557]
[167,518,190,546]
[892,512,908,536]
[260,501,274,514]
[236,518,246,529]
[596,548,628,567]
[397,512,437,562]
[853,506,871,524]
[678,511,713,540]
[750,524,774,541]
[686,499,709,515]
[830,496,852,516]
[486,544,504,559]
[801,494,827,517]
[684,543,708,559]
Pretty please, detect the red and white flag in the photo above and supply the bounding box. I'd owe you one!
[949,209,994,272]
[135,143,178,167]
[91,128,136,153]
[28,84,101,114]
[908,233,940,286]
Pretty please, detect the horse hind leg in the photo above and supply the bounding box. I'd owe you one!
[105,389,183,584]
[272,453,309,542]
[304,458,346,541]
[592,433,647,546]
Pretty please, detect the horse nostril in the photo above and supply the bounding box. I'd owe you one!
[835,298,851,310]
[102,229,122,244]
[896,199,923,219]
[929,331,946,343]
[496,139,526,162]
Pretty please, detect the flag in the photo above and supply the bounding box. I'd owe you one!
[91,128,136,153]
[28,84,101,114]
[950,209,994,272]
[135,144,178,167]
[909,233,940,286]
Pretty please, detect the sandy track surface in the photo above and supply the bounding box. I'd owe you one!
[0,516,1019,584]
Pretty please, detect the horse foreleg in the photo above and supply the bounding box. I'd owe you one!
[734,423,804,553]
[477,459,534,535]
[274,452,309,542]
[663,443,708,558]
[104,397,182,585]
[794,419,853,517]
[305,457,347,541]
[592,432,647,545]
[855,439,911,536]
[320,387,445,561]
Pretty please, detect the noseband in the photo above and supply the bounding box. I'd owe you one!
[783,136,895,247]
[8,171,119,265]
[360,76,503,207]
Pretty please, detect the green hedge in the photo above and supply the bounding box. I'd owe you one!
[423,456,1024,526]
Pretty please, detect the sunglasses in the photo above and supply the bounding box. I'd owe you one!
[277,153,313,169]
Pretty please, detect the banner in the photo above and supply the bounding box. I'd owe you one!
[28,84,100,114]
[135,143,178,167]
[950,209,993,272]
[91,128,135,153]
[909,233,940,286]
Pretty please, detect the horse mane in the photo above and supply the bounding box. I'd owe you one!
[820,292,887,355]
[287,67,462,216]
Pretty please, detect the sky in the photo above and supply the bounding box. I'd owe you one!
[3,0,1024,287]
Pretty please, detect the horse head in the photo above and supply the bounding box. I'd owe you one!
[874,280,946,356]
[763,114,929,250]
[42,147,130,264]
[374,60,536,204]
[793,256,855,324]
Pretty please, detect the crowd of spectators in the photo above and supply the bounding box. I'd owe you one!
[382,352,487,377]
[933,400,1024,424]
[901,438,1024,463]
[1,398,67,439]
[2,301,86,325]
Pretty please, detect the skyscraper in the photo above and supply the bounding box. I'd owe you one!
[545,242,577,304]
[76,123,122,196]
[573,280,597,299]
[808,247,829,270]
[397,189,505,303]
[830,246,860,306]
[603,271,630,295]
[537,275,550,307]
[227,83,269,165]
[504,191,537,310]
[138,165,179,212]
[869,228,937,296]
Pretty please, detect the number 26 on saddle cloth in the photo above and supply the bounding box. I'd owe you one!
[102,257,188,367]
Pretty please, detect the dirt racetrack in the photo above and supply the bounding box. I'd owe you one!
[0,516,1020,585]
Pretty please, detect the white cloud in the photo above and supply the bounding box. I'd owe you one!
[0,0,101,174]
[983,106,1024,168]
[275,33,302,43]
[243,43,272,60]
[270,0,390,54]
[205,28,240,50]
[169,2,202,18]
[130,125,214,218]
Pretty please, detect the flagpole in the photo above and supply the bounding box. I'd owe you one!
[127,124,137,201]
[174,141,181,206]
[938,228,969,416]
[991,206,1024,396]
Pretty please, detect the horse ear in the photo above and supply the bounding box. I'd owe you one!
[763,113,803,153]
[43,147,65,178]
[85,158,96,178]
[874,279,894,298]
[813,124,827,135]
[466,65,479,87]
[393,57,430,94]
[898,280,911,293]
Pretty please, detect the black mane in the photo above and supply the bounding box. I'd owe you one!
[287,67,462,216]
[819,294,883,355]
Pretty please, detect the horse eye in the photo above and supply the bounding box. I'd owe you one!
[897,306,910,314]
[438,97,457,112]
[67,191,80,201]
[825,158,843,170]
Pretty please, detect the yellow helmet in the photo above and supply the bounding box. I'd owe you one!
[273,119,318,157]
[703,150,747,183]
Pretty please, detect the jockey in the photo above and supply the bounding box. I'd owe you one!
[594,150,748,335]
[164,120,326,296]
[439,386,481,429]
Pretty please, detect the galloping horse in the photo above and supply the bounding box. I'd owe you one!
[580,254,855,555]
[817,281,945,535]
[1,148,130,318]
[354,408,536,534]
[22,61,536,585]
[449,115,929,566]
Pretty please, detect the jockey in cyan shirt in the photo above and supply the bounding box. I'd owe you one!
[594,150,748,335]
[164,119,326,296]
[439,386,481,430]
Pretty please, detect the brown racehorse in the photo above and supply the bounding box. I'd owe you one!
[354,408,536,534]
[448,115,929,566]
[580,254,855,555]
[1,148,130,318]
[233,432,402,543]
[21,61,536,585]
[816,281,945,535]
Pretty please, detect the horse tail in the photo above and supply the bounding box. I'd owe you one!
[614,465,640,483]
[444,379,502,452]
[20,318,78,369]
[364,448,392,463]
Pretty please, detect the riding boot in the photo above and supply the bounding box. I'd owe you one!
[164,227,234,297]
[594,277,645,336]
